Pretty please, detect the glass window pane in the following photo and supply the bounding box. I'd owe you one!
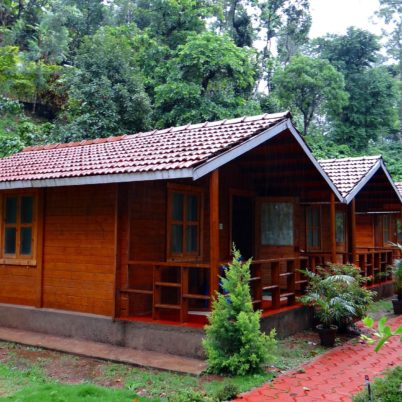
[21,196,33,224]
[4,227,16,254]
[172,193,184,221]
[172,224,183,253]
[187,194,198,221]
[186,225,198,253]
[261,202,293,246]
[20,227,32,255]
[383,216,390,243]
[397,219,402,242]
[336,211,345,243]
[5,197,17,224]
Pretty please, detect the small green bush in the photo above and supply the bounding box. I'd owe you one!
[203,247,276,376]
[353,365,402,402]
[169,389,213,402]
[214,383,240,401]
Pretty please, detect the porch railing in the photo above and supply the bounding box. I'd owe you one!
[120,260,210,322]
[119,249,395,322]
[303,248,394,283]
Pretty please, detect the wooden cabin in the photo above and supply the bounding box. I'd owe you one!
[0,112,399,339]
[396,182,402,244]
[317,157,402,281]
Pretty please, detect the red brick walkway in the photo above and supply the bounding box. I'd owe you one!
[236,315,402,402]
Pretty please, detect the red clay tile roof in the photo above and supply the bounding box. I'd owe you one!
[0,112,290,184]
[396,182,402,196]
[318,156,381,198]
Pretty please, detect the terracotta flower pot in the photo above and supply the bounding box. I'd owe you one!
[316,324,338,347]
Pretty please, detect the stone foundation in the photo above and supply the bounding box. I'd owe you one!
[0,281,392,358]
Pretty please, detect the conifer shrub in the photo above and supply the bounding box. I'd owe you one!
[203,247,276,376]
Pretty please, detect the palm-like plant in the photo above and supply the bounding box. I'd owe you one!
[299,271,357,328]
[390,243,402,300]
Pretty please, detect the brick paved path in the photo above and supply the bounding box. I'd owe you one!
[236,315,402,402]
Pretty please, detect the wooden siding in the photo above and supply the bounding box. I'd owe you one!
[0,189,42,307]
[356,215,375,248]
[42,185,116,316]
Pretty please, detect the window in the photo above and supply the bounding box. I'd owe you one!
[398,219,402,243]
[306,206,321,250]
[168,187,202,259]
[261,202,293,246]
[381,215,396,246]
[335,211,346,244]
[3,194,35,259]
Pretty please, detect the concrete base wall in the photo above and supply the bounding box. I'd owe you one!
[372,282,394,300]
[0,304,205,359]
[0,282,392,358]
[261,306,314,338]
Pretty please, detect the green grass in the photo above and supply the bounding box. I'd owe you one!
[0,362,143,402]
[1,383,142,402]
[367,299,392,314]
[353,365,402,402]
[97,363,273,400]
[274,334,327,371]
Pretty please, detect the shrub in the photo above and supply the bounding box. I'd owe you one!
[214,383,240,401]
[203,247,276,376]
[353,365,402,402]
[299,264,375,329]
[169,389,213,402]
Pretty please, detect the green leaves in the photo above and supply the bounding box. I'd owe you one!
[154,32,259,127]
[361,315,402,352]
[273,54,348,135]
[203,246,276,376]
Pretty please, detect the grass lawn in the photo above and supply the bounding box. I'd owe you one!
[353,365,402,402]
[0,331,328,401]
[0,299,392,401]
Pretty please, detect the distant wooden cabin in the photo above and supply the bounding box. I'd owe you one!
[317,156,402,279]
[0,112,400,351]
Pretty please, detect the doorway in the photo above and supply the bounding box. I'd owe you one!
[231,194,254,259]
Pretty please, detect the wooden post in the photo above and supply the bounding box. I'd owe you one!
[350,199,357,265]
[114,183,130,319]
[330,192,336,263]
[209,169,220,299]
[36,189,45,308]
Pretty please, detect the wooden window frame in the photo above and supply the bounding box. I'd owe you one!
[305,205,322,251]
[381,215,395,247]
[166,184,204,262]
[335,210,346,246]
[256,197,297,248]
[0,190,39,266]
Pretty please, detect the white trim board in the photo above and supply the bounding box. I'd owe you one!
[344,160,402,204]
[0,168,194,190]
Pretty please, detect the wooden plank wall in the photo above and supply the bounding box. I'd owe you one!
[42,184,116,316]
[356,215,375,248]
[0,189,42,307]
[0,264,38,306]
[128,179,210,263]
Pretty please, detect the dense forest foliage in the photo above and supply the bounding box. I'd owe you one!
[0,0,401,179]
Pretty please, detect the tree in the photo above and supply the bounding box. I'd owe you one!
[118,0,212,50]
[154,32,260,127]
[311,28,399,150]
[376,0,402,144]
[331,66,398,150]
[273,55,348,135]
[56,27,151,141]
[257,0,311,90]
[203,247,276,375]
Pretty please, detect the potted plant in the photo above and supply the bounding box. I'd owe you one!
[299,268,356,346]
[390,243,402,314]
